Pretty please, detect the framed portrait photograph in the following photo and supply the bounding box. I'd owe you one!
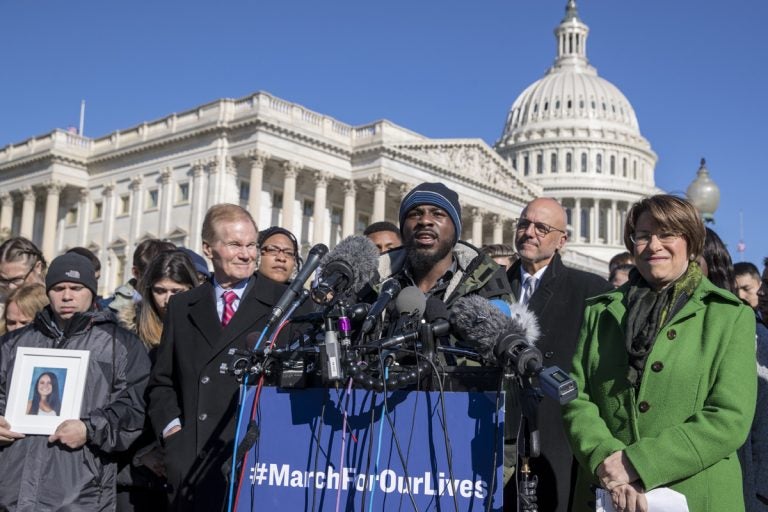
[4,347,90,435]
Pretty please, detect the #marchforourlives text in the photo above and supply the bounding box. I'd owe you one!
[249,463,489,499]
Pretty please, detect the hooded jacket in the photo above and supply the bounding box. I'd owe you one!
[0,306,151,512]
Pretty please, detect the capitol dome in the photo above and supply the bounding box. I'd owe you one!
[495,0,660,262]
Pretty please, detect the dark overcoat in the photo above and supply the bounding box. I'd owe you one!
[146,274,312,512]
[506,252,611,511]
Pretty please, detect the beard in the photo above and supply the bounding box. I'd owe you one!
[406,236,455,277]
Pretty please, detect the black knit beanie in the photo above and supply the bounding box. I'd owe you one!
[45,253,98,297]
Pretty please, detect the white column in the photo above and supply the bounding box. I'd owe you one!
[247,150,268,226]
[471,208,484,246]
[205,157,219,210]
[159,168,172,237]
[78,188,90,246]
[19,187,36,240]
[342,180,356,237]
[128,176,143,252]
[371,173,389,223]
[312,172,330,245]
[100,184,115,292]
[610,200,618,245]
[492,215,504,244]
[41,181,63,261]
[0,192,13,235]
[189,163,206,251]
[590,200,598,243]
[573,197,582,243]
[281,161,299,234]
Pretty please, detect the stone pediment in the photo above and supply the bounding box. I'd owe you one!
[391,140,539,200]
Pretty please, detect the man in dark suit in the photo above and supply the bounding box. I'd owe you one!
[147,204,305,511]
[507,197,611,512]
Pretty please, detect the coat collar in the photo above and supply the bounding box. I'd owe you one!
[507,251,565,303]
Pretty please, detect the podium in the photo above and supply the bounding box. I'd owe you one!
[234,383,505,511]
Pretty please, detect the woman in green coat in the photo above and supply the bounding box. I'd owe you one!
[563,195,757,512]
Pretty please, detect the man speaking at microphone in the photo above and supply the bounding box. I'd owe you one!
[375,182,511,309]
[147,204,313,511]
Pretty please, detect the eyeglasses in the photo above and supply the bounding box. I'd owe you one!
[629,232,681,246]
[260,245,296,258]
[515,219,566,237]
[0,265,36,289]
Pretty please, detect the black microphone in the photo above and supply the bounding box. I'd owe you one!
[265,243,328,331]
[363,296,449,352]
[395,286,427,318]
[360,279,401,335]
[311,235,380,305]
[291,302,370,324]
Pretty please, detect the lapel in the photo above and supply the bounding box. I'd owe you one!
[186,282,222,348]
[507,261,523,301]
[511,252,563,314]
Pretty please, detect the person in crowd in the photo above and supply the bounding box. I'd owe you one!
[26,371,61,416]
[505,197,611,511]
[698,226,735,293]
[256,226,301,284]
[116,250,200,511]
[0,252,151,510]
[0,237,47,321]
[1,283,48,334]
[609,251,634,273]
[120,250,200,351]
[740,259,768,511]
[147,205,312,511]
[107,239,176,313]
[481,243,518,270]
[563,194,756,512]
[364,221,402,254]
[735,261,762,311]
[610,263,634,288]
[178,247,211,283]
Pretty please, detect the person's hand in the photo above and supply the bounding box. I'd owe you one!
[597,450,639,490]
[0,416,25,445]
[48,419,87,449]
[610,482,647,512]
[138,446,167,478]
[163,425,181,440]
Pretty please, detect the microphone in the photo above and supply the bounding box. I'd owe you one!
[266,243,328,331]
[291,302,370,324]
[311,235,380,305]
[360,279,402,335]
[363,296,449,352]
[395,286,427,318]
[450,295,541,371]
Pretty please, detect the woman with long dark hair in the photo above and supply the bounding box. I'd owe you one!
[120,250,199,350]
[26,371,61,416]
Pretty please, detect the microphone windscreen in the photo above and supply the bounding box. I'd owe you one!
[322,235,380,295]
[507,302,541,345]
[395,286,427,318]
[450,295,511,361]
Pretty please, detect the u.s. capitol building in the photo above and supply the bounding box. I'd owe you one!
[0,1,658,293]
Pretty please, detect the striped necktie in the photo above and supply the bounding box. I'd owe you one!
[521,276,537,305]
[221,290,237,327]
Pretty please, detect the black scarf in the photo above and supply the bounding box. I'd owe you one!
[623,262,702,387]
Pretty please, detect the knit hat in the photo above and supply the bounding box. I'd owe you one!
[399,182,462,240]
[178,247,211,279]
[45,252,98,297]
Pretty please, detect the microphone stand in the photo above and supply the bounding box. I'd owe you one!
[517,376,542,512]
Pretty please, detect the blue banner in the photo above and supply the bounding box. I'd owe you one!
[235,386,505,511]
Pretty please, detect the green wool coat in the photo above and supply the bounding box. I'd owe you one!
[563,277,757,512]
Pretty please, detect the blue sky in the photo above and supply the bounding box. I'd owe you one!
[2,0,766,266]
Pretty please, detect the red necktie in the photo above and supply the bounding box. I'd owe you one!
[221,290,237,327]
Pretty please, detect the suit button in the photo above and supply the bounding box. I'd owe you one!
[638,401,650,413]
[544,351,554,359]
[651,361,664,372]
[201,376,210,384]
[198,413,207,421]
[667,329,677,340]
